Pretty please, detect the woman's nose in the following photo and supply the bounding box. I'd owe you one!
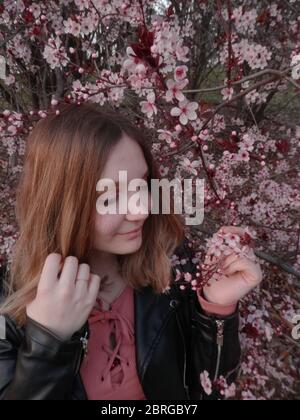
[125,191,152,221]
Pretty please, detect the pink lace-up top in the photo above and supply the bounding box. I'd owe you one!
[80,284,237,400]
[80,285,146,400]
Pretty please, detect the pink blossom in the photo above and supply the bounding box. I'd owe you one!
[200,371,213,396]
[74,0,90,11]
[237,150,250,162]
[221,86,234,101]
[80,16,95,36]
[180,157,200,176]
[159,165,169,177]
[29,3,41,19]
[7,125,17,135]
[63,19,81,37]
[174,65,188,82]
[157,129,174,145]
[171,99,199,126]
[43,37,68,69]
[175,45,189,62]
[123,47,141,73]
[141,92,158,119]
[165,79,188,103]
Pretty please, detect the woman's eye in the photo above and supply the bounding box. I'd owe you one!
[102,182,151,206]
[104,197,116,206]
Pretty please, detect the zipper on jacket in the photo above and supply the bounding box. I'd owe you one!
[175,311,190,399]
[75,331,89,375]
[80,331,89,359]
[214,320,225,382]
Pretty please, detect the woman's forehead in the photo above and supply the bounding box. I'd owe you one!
[101,140,148,179]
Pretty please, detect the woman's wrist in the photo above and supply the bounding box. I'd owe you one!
[198,289,238,316]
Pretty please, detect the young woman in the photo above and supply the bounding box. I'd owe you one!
[0,102,262,400]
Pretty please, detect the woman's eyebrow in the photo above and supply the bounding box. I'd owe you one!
[114,169,150,186]
[96,169,150,195]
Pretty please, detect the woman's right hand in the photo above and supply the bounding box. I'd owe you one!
[26,254,101,341]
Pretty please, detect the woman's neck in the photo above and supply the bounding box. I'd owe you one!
[88,249,126,303]
[88,249,120,278]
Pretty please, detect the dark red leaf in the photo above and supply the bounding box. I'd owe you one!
[276,139,290,154]
[22,10,35,23]
[166,5,174,17]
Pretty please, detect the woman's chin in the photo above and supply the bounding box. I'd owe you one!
[116,235,143,253]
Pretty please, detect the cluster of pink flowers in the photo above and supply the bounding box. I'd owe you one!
[200,370,237,399]
[172,228,256,293]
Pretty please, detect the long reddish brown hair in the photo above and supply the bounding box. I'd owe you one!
[0,101,185,326]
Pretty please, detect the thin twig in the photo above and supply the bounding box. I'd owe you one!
[192,225,300,279]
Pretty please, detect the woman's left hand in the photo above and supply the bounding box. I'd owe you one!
[202,226,263,306]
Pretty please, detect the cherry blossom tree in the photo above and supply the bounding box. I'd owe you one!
[0,0,299,399]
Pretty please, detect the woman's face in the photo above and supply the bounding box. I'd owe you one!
[92,134,152,256]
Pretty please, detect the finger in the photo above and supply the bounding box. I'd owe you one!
[59,256,79,290]
[39,253,61,291]
[204,254,222,268]
[224,257,251,276]
[222,252,240,270]
[74,263,90,298]
[87,274,101,302]
[242,247,256,259]
[248,247,255,257]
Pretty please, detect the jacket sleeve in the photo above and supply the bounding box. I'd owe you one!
[0,313,88,400]
[173,237,241,400]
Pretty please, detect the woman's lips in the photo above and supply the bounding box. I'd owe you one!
[118,227,142,237]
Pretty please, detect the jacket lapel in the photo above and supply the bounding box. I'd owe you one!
[134,285,178,384]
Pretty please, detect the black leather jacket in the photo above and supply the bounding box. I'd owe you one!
[0,238,241,400]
